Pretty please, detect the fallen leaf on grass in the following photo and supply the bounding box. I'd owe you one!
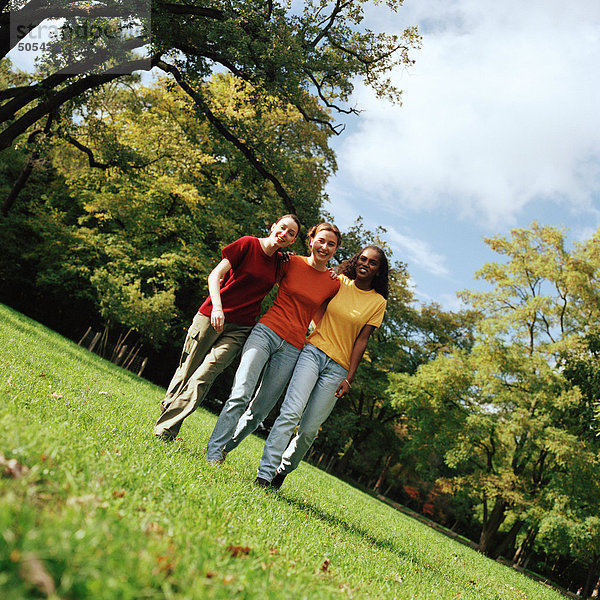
[153,555,175,576]
[269,548,279,555]
[223,574,235,584]
[206,571,217,578]
[19,553,56,596]
[143,522,165,535]
[0,453,30,478]
[226,545,251,558]
[112,489,126,498]
[469,580,477,586]
[321,558,331,572]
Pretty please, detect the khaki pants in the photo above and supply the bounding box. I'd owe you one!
[154,313,252,438]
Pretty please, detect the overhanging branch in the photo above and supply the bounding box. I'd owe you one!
[156,59,298,217]
[0,54,161,152]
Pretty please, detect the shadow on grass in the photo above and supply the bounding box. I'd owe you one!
[274,488,413,560]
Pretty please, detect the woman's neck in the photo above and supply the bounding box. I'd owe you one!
[258,236,279,256]
[306,254,328,272]
[353,277,374,291]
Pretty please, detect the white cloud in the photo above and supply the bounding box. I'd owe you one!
[338,0,600,228]
[386,226,450,277]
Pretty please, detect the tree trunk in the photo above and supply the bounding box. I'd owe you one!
[583,554,600,599]
[513,525,538,568]
[493,519,522,560]
[373,455,392,493]
[478,497,508,557]
[333,427,372,476]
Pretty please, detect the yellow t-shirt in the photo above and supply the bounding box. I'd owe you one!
[307,274,386,370]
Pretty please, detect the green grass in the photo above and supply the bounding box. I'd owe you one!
[0,304,566,600]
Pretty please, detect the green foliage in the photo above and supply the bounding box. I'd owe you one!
[387,223,600,564]
[1,72,332,348]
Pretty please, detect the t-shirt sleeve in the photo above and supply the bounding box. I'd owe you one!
[331,277,341,297]
[367,297,387,328]
[221,236,251,269]
[276,254,292,280]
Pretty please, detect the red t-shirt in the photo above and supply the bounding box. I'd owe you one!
[259,255,340,349]
[198,236,281,326]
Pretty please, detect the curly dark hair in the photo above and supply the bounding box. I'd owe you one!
[336,245,389,299]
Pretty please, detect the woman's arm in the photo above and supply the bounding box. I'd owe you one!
[334,324,376,398]
[310,298,332,329]
[207,258,232,333]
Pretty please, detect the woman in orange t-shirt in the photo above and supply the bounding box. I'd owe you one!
[206,223,341,462]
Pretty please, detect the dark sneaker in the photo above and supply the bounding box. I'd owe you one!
[254,477,271,487]
[271,472,287,489]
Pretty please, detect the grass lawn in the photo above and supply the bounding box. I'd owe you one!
[0,304,566,599]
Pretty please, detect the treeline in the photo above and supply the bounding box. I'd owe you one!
[1,43,599,600]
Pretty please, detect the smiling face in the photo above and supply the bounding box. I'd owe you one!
[309,229,339,267]
[269,216,299,248]
[355,247,381,285]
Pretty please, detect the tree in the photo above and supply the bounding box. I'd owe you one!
[389,223,600,558]
[0,72,332,365]
[1,1,420,209]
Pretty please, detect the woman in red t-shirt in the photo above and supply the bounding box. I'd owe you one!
[154,214,300,440]
[206,223,342,462]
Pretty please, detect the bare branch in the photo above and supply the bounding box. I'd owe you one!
[1,35,148,124]
[292,101,345,135]
[64,134,111,169]
[305,70,360,115]
[328,38,409,66]
[171,40,251,82]
[311,0,354,47]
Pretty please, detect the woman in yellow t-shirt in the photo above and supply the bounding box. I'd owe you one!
[254,245,389,488]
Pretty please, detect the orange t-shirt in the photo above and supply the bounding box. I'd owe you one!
[259,255,340,349]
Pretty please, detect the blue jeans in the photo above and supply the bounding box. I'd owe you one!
[257,343,348,481]
[206,323,300,460]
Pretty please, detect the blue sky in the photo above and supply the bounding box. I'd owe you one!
[324,0,600,309]
[8,2,600,310]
